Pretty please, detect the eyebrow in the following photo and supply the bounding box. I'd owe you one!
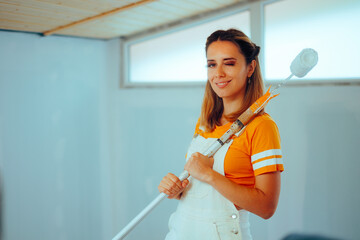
[207,57,237,62]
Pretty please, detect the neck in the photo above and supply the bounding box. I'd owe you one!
[223,97,244,115]
[220,97,244,125]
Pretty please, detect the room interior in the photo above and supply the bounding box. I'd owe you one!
[1,0,360,239]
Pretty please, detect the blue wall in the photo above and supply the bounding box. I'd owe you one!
[0,31,107,240]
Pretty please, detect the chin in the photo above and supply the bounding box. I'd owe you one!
[214,89,231,99]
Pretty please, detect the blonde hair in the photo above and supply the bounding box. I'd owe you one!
[200,29,264,132]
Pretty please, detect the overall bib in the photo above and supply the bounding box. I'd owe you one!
[165,131,253,240]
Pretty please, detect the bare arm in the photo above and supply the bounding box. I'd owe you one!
[208,170,280,219]
[185,152,281,219]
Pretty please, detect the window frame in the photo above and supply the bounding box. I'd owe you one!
[262,0,360,84]
[120,2,253,88]
[120,0,360,88]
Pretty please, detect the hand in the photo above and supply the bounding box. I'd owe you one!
[184,152,214,184]
[158,173,189,199]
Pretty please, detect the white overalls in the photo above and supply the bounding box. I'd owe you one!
[165,131,253,240]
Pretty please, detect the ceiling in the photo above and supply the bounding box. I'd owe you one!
[0,0,255,40]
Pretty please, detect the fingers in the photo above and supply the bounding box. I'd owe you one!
[185,152,214,183]
[158,173,187,198]
[192,152,200,157]
[209,156,214,166]
[165,173,182,194]
[182,179,189,188]
[191,152,202,158]
[190,152,212,162]
[186,152,214,169]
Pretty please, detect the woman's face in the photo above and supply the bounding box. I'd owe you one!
[207,40,254,102]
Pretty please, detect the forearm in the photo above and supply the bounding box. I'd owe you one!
[207,170,280,219]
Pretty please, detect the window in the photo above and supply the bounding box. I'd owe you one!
[122,0,360,87]
[264,0,360,81]
[125,10,250,85]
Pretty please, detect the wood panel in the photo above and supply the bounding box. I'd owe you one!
[42,0,155,36]
[0,0,248,39]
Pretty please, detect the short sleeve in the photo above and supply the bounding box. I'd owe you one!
[250,119,283,176]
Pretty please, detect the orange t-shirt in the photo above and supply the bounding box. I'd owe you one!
[193,113,283,187]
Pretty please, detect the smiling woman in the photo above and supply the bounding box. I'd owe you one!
[201,29,264,132]
[158,29,283,240]
[206,41,256,123]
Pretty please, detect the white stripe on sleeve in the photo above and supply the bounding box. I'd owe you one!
[251,149,282,163]
[252,158,284,171]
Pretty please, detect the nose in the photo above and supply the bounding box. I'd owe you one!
[216,65,225,78]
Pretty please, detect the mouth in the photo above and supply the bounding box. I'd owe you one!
[215,80,231,88]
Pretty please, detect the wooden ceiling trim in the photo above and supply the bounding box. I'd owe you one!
[42,0,155,36]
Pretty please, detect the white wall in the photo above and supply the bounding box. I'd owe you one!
[1,30,360,240]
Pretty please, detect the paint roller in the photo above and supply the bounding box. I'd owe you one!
[112,48,318,240]
[272,48,318,91]
[291,48,318,78]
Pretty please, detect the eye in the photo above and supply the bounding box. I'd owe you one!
[225,61,235,66]
[207,63,216,68]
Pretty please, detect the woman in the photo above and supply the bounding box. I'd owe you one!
[158,29,283,240]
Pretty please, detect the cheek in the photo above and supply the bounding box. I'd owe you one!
[235,69,248,81]
[208,79,216,91]
[207,77,218,93]
[207,69,214,79]
[207,72,217,87]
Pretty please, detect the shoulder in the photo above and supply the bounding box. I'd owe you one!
[245,113,281,149]
[247,113,279,134]
[194,118,201,133]
[194,118,206,136]
[248,114,283,175]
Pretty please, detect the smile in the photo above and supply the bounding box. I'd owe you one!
[215,80,231,88]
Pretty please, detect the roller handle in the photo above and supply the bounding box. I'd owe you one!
[178,170,190,181]
[112,193,166,240]
[112,170,190,240]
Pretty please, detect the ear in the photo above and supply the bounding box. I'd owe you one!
[247,60,256,78]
